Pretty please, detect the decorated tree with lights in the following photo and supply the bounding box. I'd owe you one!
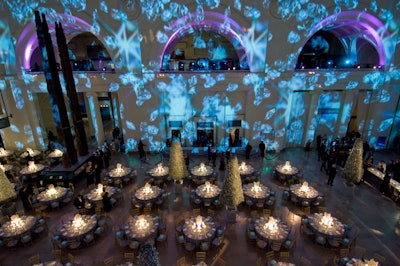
[220,156,244,210]
[169,139,188,183]
[342,138,363,185]
[0,169,17,205]
[137,243,161,266]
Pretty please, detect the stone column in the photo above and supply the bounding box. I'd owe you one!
[86,92,104,147]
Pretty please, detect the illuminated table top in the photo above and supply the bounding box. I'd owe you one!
[59,214,97,239]
[0,149,14,158]
[32,261,63,266]
[0,164,14,172]
[290,183,319,200]
[134,184,162,202]
[148,164,169,177]
[20,149,41,158]
[108,165,132,178]
[238,162,255,176]
[243,182,270,200]
[276,163,298,176]
[123,214,159,242]
[346,258,379,266]
[308,212,345,237]
[182,215,216,242]
[47,149,64,158]
[86,185,118,202]
[191,164,214,177]
[37,186,67,203]
[0,215,37,238]
[19,163,45,175]
[195,183,221,199]
[254,216,289,242]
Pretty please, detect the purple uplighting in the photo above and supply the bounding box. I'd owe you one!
[309,11,393,67]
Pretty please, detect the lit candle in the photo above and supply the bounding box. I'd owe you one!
[116,163,123,173]
[143,182,153,194]
[192,215,206,231]
[135,215,150,230]
[251,181,262,193]
[47,184,57,197]
[239,162,247,171]
[28,161,37,171]
[204,181,212,192]
[72,214,84,228]
[264,216,278,232]
[283,161,291,172]
[96,183,104,195]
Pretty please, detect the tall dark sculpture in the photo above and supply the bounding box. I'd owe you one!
[34,11,78,165]
[56,22,88,156]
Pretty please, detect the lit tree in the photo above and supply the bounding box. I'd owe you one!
[0,169,17,205]
[137,243,161,266]
[342,138,363,185]
[219,156,244,209]
[169,140,188,183]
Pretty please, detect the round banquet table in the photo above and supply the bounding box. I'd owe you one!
[123,214,159,243]
[191,165,214,178]
[242,183,270,201]
[275,164,299,177]
[86,186,118,204]
[148,166,169,180]
[239,163,255,177]
[33,261,63,266]
[0,150,14,160]
[182,216,216,245]
[254,216,289,244]
[108,166,133,179]
[0,215,37,239]
[19,164,45,175]
[307,213,345,237]
[134,185,162,204]
[59,214,97,240]
[20,150,41,159]
[290,183,319,202]
[195,184,221,200]
[37,186,68,204]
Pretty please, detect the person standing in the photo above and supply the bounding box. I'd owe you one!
[327,164,337,186]
[259,141,266,158]
[138,140,145,161]
[380,171,392,196]
[245,143,252,160]
[102,192,112,212]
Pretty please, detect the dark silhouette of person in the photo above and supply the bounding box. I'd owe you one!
[219,152,226,171]
[102,192,112,212]
[73,193,86,210]
[19,186,32,211]
[380,171,392,196]
[327,164,337,186]
[245,143,252,160]
[259,141,266,158]
[138,140,145,161]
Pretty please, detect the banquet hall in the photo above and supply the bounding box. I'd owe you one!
[0,0,399,265]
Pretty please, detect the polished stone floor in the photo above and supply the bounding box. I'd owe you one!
[1,146,400,266]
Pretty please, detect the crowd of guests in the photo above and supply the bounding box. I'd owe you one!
[314,131,400,196]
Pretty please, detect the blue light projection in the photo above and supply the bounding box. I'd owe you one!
[0,1,399,152]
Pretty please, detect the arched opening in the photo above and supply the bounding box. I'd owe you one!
[159,11,249,72]
[67,32,114,72]
[296,11,393,70]
[163,31,243,71]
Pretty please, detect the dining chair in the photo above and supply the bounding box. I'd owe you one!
[263,208,271,217]
[280,251,290,261]
[52,249,62,261]
[196,251,207,263]
[265,250,275,261]
[207,209,215,217]
[124,252,135,263]
[143,207,152,215]
[317,206,327,213]
[271,241,282,252]
[255,256,263,266]
[176,256,186,266]
[20,231,33,246]
[339,248,350,258]
[103,256,114,266]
